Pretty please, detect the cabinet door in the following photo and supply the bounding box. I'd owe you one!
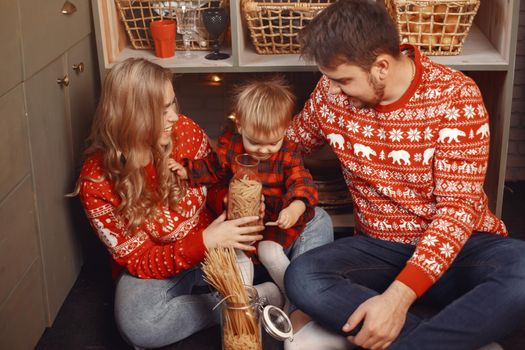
[0,85,31,200]
[0,178,45,350]
[19,0,92,78]
[67,34,99,170]
[25,56,82,324]
[0,0,23,96]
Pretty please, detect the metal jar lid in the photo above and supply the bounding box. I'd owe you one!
[261,305,294,342]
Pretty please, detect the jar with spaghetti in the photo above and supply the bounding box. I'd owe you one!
[221,285,293,350]
[227,153,263,224]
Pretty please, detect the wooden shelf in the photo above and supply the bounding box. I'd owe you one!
[108,47,234,72]
[236,25,507,72]
[99,25,506,73]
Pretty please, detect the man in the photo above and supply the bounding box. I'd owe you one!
[284,1,525,349]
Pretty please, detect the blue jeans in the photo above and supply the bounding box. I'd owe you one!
[285,233,525,350]
[114,207,333,348]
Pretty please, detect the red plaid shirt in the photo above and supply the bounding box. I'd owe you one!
[203,130,318,249]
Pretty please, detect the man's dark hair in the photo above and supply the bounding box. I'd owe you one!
[299,0,401,70]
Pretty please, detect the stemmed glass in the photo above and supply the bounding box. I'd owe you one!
[202,6,230,60]
[175,3,198,58]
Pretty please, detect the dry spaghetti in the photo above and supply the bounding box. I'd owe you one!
[202,247,263,350]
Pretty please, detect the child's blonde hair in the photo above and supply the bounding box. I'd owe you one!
[233,76,295,135]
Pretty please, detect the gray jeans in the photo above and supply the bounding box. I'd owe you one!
[114,207,334,348]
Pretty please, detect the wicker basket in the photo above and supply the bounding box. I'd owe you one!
[385,0,480,56]
[242,0,335,55]
[114,0,228,51]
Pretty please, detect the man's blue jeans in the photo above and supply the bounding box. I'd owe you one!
[285,233,525,350]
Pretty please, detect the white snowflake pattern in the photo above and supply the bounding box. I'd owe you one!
[346,121,360,133]
[435,219,451,232]
[477,104,486,117]
[423,126,433,140]
[389,128,404,142]
[377,128,386,140]
[445,107,460,121]
[407,173,418,183]
[446,181,458,192]
[315,91,322,103]
[463,104,476,119]
[439,243,454,258]
[338,117,345,128]
[362,125,375,138]
[422,234,439,246]
[326,111,336,124]
[362,166,373,175]
[407,128,422,142]
[378,169,389,179]
[414,153,422,162]
[389,110,402,120]
[416,109,426,120]
[383,204,394,213]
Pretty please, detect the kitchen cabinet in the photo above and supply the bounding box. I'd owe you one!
[26,34,98,325]
[92,0,520,217]
[0,1,98,348]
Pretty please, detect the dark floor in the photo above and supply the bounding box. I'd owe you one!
[36,182,525,350]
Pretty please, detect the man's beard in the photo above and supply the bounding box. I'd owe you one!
[348,74,385,109]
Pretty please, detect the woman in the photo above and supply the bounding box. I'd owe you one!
[75,58,269,348]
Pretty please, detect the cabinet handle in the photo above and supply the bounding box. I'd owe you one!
[61,1,77,15]
[72,62,85,73]
[57,75,70,87]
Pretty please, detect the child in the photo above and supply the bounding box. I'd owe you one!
[170,77,318,300]
[214,77,318,306]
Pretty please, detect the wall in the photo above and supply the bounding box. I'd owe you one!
[508,3,525,181]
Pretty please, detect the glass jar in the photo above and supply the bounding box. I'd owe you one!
[221,286,293,350]
[227,153,262,224]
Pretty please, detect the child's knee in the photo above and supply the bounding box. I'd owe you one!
[258,240,285,263]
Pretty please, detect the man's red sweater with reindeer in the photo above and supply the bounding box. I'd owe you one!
[286,45,507,297]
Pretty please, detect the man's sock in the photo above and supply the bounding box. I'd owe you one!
[257,240,289,292]
[235,249,254,286]
[284,321,354,350]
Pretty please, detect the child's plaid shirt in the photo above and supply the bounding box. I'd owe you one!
[203,130,318,249]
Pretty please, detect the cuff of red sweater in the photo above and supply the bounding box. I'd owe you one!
[396,263,434,298]
[179,230,207,265]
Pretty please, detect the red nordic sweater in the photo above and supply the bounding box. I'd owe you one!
[78,115,215,279]
[286,45,508,297]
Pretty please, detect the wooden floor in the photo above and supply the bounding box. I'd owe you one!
[35,182,525,350]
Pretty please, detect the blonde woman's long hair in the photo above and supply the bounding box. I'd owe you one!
[84,58,186,233]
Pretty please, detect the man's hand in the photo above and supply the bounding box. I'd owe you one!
[277,200,305,229]
[168,159,188,180]
[342,281,417,350]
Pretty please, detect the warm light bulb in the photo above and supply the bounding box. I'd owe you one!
[228,114,236,121]
[211,74,222,83]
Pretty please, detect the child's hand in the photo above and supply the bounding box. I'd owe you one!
[168,159,188,180]
[276,200,306,229]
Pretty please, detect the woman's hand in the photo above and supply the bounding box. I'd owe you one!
[203,212,264,251]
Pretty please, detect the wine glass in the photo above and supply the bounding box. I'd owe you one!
[202,6,230,60]
[175,3,198,58]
